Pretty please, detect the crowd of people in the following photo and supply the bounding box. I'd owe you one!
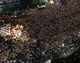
[0,0,80,63]
[0,35,41,63]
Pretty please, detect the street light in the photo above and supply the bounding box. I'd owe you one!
[50,1,54,4]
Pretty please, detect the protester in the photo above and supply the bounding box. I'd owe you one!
[0,0,80,63]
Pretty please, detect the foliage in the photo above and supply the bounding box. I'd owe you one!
[20,0,46,8]
[20,0,33,8]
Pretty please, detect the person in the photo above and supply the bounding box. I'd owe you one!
[3,14,5,18]
[8,18,11,22]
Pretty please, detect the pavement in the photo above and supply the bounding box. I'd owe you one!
[0,2,21,8]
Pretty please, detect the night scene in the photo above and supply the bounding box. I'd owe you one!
[0,0,80,63]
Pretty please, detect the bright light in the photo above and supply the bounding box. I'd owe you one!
[50,1,54,4]
[62,43,64,47]
[18,31,22,36]
[43,59,51,63]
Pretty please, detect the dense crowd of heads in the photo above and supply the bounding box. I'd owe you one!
[0,0,80,63]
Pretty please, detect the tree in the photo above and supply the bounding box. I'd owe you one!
[20,0,46,8]
[20,0,33,9]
